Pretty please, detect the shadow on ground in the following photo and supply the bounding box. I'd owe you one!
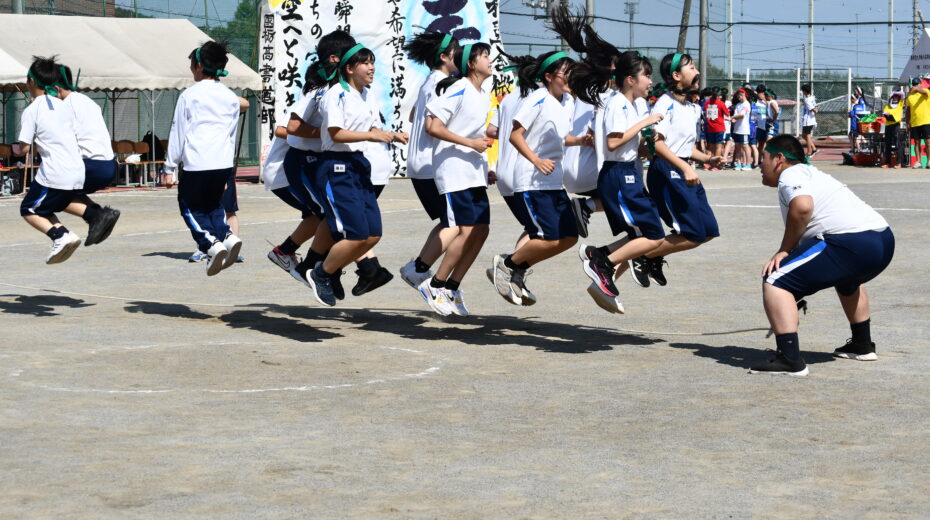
[141,251,193,261]
[668,342,837,369]
[0,294,94,317]
[123,301,659,354]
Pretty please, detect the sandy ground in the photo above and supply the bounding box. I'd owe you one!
[0,164,928,519]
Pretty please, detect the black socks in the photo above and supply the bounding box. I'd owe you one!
[357,257,381,278]
[775,332,801,361]
[445,279,460,291]
[504,255,530,270]
[851,319,871,344]
[296,249,326,278]
[414,257,431,273]
[81,204,103,224]
[46,226,68,240]
[279,237,299,255]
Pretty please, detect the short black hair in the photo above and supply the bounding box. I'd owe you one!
[28,55,59,89]
[766,134,806,163]
[189,41,229,78]
[801,83,812,95]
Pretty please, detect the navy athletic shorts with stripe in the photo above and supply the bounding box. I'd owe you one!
[598,161,665,240]
[314,151,382,241]
[503,194,530,228]
[220,166,239,213]
[20,180,79,216]
[80,158,117,194]
[282,147,325,217]
[440,186,490,228]
[646,157,720,243]
[765,228,895,299]
[511,189,578,240]
[412,177,445,221]
[271,187,314,219]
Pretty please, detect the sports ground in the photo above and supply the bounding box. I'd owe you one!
[1,164,928,518]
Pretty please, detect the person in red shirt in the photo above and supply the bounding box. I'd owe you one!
[702,88,730,170]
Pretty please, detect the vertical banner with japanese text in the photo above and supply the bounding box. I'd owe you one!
[259,0,512,176]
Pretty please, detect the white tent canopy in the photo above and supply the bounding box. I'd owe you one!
[899,28,930,84]
[0,14,260,91]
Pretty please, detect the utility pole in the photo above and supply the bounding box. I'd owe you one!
[586,0,595,30]
[889,0,894,80]
[547,0,569,52]
[133,0,138,17]
[12,0,23,14]
[916,0,921,47]
[699,0,707,88]
[808,0,814,83]
[726,0,732,90]
[624,2,638,50]
[677,0,692,54]
[204,0,209,29]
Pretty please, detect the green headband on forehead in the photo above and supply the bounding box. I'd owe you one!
[337,43,367,91]
[765,145,809,164]
[670,53,683,74]
[459,43,473,76]
[27,70,58,97]
[434,34,453,66]
[536,51,569,82]
[195,47,229,77]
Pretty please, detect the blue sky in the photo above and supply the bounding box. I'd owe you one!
[120,0,926,78]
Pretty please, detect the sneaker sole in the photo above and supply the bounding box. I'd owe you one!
[748,367,810,377]
[206,250,228,276]
[586,284,624,314]
[581,261,619,298]
[488,262,522,305]
[520,292,537,306]
[47,238,82,264]
[491,256,522,305]
[577,243,592,262]
[222,240,242,270]
[833,352,878,361]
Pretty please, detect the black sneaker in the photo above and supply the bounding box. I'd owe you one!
[628,256,651,288]
[510,268,537,306]
[647,256,668,286]
[749,350,810,376]
[351,266,394,297]
[331,270,345,301]
[833,339,877,361]
[84,206,121,246]
[582,257,619,297]
[307,262,336,306]
[570,197,592,238]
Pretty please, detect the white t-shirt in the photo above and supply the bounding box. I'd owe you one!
[407,70,447,179]
[287,89,326,152]
[63,92,114,160]
[778,164,888,244]
[320,85,379,153]
[563,97,599,194]
[602,93,647,163]
[802,95,817,127]
[511,88,573,192]
[261,135,289,191]
[426,78,491,194]
[492,89,528,197]
[652,93,699,158]
[18,95,85,190]
[733,101,752,135]
[165,80,241,173]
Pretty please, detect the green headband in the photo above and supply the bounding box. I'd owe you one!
[765,145,809,164]
[55,65,79,91]
[435,34,453,66]
[536,51,569,82]
[670,53,683,74]
[27,70,58,97]
[336,43,368,91]
[460,43,473,76]
[502,64,518,72]
[195,47,229,77]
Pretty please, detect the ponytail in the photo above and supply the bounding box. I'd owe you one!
[435,42,491,95]
[659,53,694,95]
[502,51,538,97]
[403,31,459,69]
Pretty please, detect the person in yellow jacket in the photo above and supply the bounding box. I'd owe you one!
[882,91,905,168]
[905,76,930,167]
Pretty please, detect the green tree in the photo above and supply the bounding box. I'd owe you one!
[205,0,258,70]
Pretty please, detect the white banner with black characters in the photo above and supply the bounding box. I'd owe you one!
[259,0,513,176]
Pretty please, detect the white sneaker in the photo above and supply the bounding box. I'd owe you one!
[205,241,228,276]
[417,278,453,316]
[399,259,432,289]
[447,289,469,316]
[586,282,625,314]
[491,254,521,305]
[267,247,305,284]
[46,231,82,264]
[221,233,242,270]
[511,268,537,306]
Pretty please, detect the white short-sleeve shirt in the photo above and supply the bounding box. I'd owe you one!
[261,135,289,191]
[63,92,114,160]
[287,89,326,152]
[733,101,752,135]
[802,95,817,127]
[778,164,888,244]
[563,97,598,194]
[511,88,573,192]
[602,93,647,163]
[320,85,379,153]
[493,89,528,197]
[18,95,85,190]
[652,93,699,158]
[407,70,447,179]
[425,78,491,194]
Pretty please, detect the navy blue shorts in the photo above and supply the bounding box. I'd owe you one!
[748,130,758,145]
[646,157,720,243]
[412,178,445,221]
[733,133,749,145]
[765,228,895,299]
[314,151,382,240]
[80,158,116,194]
[272,187,315,219]
[503,194,530,228]
[755,127,768,143]
[221,167,238,213]
[706,132,724,144]
[20,180,79,216]
[511,189,578,240]
[283,147,324,216]
[598,161,665,240]
[441,186,490,228]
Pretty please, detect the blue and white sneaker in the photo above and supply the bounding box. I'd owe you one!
[189,250,207,262]
[306,261,336,306]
